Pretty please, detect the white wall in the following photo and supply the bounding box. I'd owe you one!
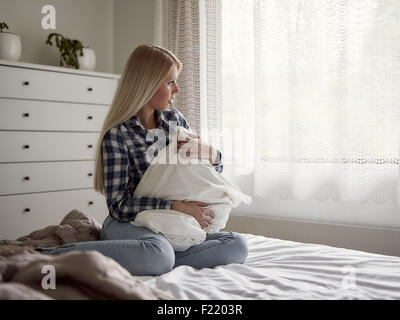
[0,0,156,74]
[224,215,400,257]
[113,0,155,74]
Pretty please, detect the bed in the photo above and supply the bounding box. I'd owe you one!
[1,211,400,300]
[135,233,400,300]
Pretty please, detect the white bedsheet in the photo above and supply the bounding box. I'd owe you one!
[135,233,400,299]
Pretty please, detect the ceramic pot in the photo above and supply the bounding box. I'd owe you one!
[77,47,96,71]
[0,32,21,61]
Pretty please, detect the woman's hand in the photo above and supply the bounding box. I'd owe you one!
[171,200,215,229]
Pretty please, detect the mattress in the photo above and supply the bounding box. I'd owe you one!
[135,233,400,299]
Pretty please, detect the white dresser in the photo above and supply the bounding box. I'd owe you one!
[0,60,120,239]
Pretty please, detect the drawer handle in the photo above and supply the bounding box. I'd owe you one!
[88,201,94,206]
[23,112,30,118]
[87,87,93,92]
[87,115,93,120]
[88,172,93,177]
[24,208,31,213]
[23,81,30,86]
[23,144,30,149]
[23,176,30,181]
[87,144,93,149]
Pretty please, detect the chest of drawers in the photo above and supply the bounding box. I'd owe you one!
[0,60,120,239]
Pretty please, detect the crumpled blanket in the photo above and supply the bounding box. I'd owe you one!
[0,250,171,300]
[0,209,101,255]
[132,127,252,251]
[0,210,172,300]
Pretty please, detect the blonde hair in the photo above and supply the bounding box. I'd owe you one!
[94,44,182,193]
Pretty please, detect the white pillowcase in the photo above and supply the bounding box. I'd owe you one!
[132,127,251,251]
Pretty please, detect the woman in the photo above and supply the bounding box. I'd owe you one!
[39,45,248,276]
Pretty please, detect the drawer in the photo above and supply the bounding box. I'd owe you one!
[0,161,95,195]
[0,98,109,131]
[0,131,99,162]
[0,65,118,105]
[0,189,109,239]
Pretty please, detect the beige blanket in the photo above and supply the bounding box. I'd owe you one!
[0,210,172,300]
[0,209,102,255]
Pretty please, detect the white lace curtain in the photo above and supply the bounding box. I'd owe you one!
[155,0,400,205]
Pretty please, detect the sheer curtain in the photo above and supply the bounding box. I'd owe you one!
[156,0,400,205]
[154,0,223,150]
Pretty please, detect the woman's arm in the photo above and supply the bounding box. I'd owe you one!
[102,127,172,222]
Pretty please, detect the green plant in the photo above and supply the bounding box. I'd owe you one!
[45,33,84,69]
[0,22,9,32]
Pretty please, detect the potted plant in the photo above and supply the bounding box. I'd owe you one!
[0,22,22,61]
[45,32,96,70]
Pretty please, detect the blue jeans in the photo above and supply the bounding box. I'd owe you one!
[37,215,248,276]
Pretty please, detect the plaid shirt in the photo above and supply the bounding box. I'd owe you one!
[102,107,223,222]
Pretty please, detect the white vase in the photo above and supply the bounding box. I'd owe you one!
[0,32,21,61]
[77,47,96,71]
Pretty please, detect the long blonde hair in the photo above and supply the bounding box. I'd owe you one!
[94,44,182,193]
